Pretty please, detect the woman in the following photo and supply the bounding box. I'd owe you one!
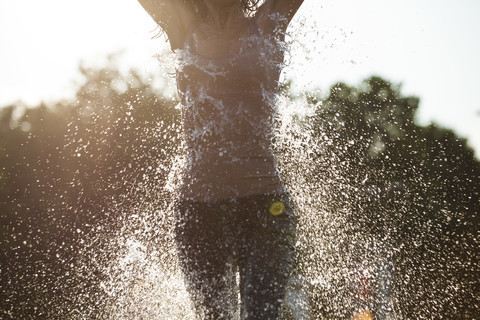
[137,0,304,319]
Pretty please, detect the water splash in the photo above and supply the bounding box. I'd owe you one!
[64,84,399,319]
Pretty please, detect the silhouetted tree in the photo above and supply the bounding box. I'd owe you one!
[0,61,181,318]
[309,76,479,319]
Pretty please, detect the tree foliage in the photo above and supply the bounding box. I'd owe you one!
[0,63,181,318]
[310,76,479,318]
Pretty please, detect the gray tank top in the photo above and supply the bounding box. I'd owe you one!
[176,18,285,201]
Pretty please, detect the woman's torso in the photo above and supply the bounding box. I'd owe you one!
[176,17,285,201]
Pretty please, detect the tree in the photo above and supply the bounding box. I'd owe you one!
[308,76,479,319]
[0,61,181,318]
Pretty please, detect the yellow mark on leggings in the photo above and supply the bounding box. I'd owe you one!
[269,201,285,216]
[351,309,373,320]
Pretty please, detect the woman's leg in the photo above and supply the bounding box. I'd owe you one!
[237,194,297,320]
[174,200,238,320]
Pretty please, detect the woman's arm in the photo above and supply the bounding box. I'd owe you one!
[137,0,195,50]
[256,0,304,34]
[259,0,304,22]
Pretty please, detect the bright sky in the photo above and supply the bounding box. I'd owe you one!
[1,0,479,157]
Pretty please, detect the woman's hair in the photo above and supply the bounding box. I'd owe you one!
[185,0,263,17]
[241,0,263,14]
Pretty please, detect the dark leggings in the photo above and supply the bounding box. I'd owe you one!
[174,193,297,320]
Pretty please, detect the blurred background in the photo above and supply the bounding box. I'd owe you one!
[1,0,479,319]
